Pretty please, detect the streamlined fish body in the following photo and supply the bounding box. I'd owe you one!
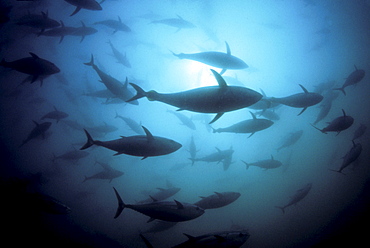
[312,109,354,135]
[275,183,312,213]
[334,66,365,95]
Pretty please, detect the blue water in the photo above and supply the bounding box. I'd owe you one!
[1,0,369,247]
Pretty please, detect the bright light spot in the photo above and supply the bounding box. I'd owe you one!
[185,61,220,88]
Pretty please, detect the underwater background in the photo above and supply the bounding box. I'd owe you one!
[0,0,369,247]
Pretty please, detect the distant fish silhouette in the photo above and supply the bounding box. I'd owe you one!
[70,21,97,43]
[194,191,241,209]
[40,21,77,43]
[352,124,366,141]
[172,42,248,75]
[94,16,131,33]
[83,160,124,183]
[242,155,282,170]
[151,15,195,32]
[333,65,365,95]
[15,11,60,35]
[277,130,303,151]
[311,109,354,135]
[107,40,131,68]
[275,183,312,214]
[19,121,52,148]
[41,106,68,123]
[330,141,362,174]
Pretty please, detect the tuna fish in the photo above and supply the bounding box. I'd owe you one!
[80,126,182,159]
[277,130,303,151]
[172,42,248,75]
[167,110,196,130]
[212,111,274,137]
[40,21,77,43]
[70,21,97,42]
[140,230,250,248]
[126,69,262,124]
[107,40,131,68]
[352,124,367,141]
[19,121,52,148]
[15,11,60,35]
[242,155,282,170]
[83,160,124,183]
[41,106,68,123]
[275,183,312,213]
[194,192,241,209]
[94,16,131,33]
[151,15,196,32]
[138,186,181,204]
[52,150,89,163]
[311,109,354,135]
[331,141,362,174]
[334,65,365,95]
[113,187,204,222]
[84,55,137,104]
[114,112,144,134]
[64,0,102,16]
[270,84,323,115]
[0,52,60,86]
[187,136,199,165]
[189,147,234,165]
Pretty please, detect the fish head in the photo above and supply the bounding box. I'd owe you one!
[168,139,182,153]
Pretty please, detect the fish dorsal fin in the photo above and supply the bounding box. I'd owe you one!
[352,140,356,147]
[149,195,158,202]
[41,11,47,18]
[32,120,39,127]
[299,84,308,93]
[225,41,231,55]
[271,155,274,160]
[260,88,267,97]
[81,21,86,28]
[174,200,184,209]
[214,192,223,198]
[210,69,227,88]
[183,233,196,241]
[342,109,346,117]
[199,196,205,199]
[215,147,221,152]
[123,77,128,88]
[157,187,166,191]
[142,126,154,142]
[60,20,65,27]
[53,106,58,111]
[250,111,257,120]
[29,52,39,59]
[354,65,358,71]
[118,16,122,23]
[176,14,184,20]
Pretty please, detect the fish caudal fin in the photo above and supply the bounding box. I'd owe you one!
[113,187,126,219]
[80,129,95,150]
[333,87,346,96]
[126,83,147,102]
[241,160,249,170]
[275,206,285,214]
[83,54,95,67]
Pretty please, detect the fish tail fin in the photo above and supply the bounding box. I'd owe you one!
[140,234,154,248]
[80,129,95,150]
[84,54,95,67]
[189,158,196,165]
[114,111,119,119]
[241,160,249,170]
[113,187,126,219]
[310,123,325,133]
[329,169,346,175]
[82,176,88,183]
[333,87,346,96]
[126,83,147,102]
[275,206,285,214]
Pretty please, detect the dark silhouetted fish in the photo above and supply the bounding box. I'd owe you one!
[83,160,124,183]
[80,126,182,159]
[15,11,60,35]
[277,130,303,151]
[0,52,60,86]
[190,147,234,165]
[41,106,68,123]
[172,42,248,75]
[194,192,241,209]
[212,111,273,137]
[242,155,282,170]
[138,186,181,204]
[255,109,280,121]
[126,69,262,124]
[140,230,250,248]
[352,124,366,141]
[311,109,354,135]
[331,141,362,174]
[65,0,102,16]
[94,16,131,33]
[52,150,89,163]
[270,84,323,115]
[114,112,143,134]
[107,40,131,68]
[275,183,312,214]
[85,122,118,136]
[221,155,234,171]
[19,121,52,148]
[70,21,97,42]
[84,55,137,104]
[187,136,199,165]
[151,15,195,31]
[167,110,196,130]
[113,187,204,222]
[39,21,77,43]
[333,65,365,95]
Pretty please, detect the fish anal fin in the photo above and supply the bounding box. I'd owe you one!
[209,113,224,124]
[297,107,307,116]
[70,6,81,16]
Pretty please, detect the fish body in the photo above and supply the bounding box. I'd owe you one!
[151,15,195,30]
[139,187,181,204]
[52,150,89,163]
[190,147,233,164]
[194,192,240,209]
[83,161,124,182]
[70,21,97,42]
[313,101,332,125]
[95,17,131,33]
[242,155,282,170]
[40,21,77,43]
[127,69,262,124]
[115,113,143,134]
[352,124,367,141]
[65,0,102,16]
[312,109,354,135]
[19,121,52,147]
[80,126,182,159]
[173,42,248,74]
[275,183,312,213]
[107,40,131,67]
[277,130,303,151]
[188,136,199,164]
[332,142,362,173]
[168,110,196,130]
[334,66,365,95]
[212,112,273,137]
[16,11,60,34]
[113,188,204,222]
[41,106,68,123]
[0,52,60,86]
[270,84,323,115]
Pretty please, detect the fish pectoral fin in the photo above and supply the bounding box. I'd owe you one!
[141,156,148,160]
[70,6,81,17]
[219,68,227,75]
[297,107,307,116]
[174,200,184,209]
[147,217,155,223]
[113,152,123,156]
[248,132,255,138]
[209,113,224,124]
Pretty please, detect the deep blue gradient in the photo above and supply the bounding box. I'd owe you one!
[1,0,369,247]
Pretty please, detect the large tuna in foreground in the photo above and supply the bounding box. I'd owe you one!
[127,69,262,124]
